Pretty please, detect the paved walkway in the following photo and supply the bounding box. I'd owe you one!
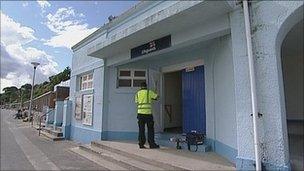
[0,109,103,170]
[77,140,236,170]
[1,109,236,170]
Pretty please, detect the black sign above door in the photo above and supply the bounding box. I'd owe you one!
[131,35,171,59]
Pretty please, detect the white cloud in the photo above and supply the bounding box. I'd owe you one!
[1,12,36,46]
[0,12,58,92]
[37,0,51,14]
[37,0,50,9]
[44,7,97,49]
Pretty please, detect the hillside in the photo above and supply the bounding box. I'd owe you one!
[0,67,70,105]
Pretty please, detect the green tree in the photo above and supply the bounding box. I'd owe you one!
[0,67,71,104]
[2,86,19,103]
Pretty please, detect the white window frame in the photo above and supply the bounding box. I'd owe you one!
[80,73,93,91]
[117,69,147,88]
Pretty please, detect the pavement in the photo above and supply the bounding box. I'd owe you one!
[1,108,236,171]
[2,108,302,170]
[0,109,104,170]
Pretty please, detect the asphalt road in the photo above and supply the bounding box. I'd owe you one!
[0,109,104,170]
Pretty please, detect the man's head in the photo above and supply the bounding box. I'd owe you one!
[140,82,147,89]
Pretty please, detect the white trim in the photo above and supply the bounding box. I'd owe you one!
[80,73,94,91]
[72,125,101,132]
[161,59,204,73]
[82,94,94,126]
[72,2,156,51]
[117,69,147,88]
[71,60,103,77]
[160,73,164,132]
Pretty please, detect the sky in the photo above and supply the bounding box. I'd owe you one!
[0,0,138,93]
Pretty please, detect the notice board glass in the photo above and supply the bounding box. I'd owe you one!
[82,94,93,126]
[75,96,82,120]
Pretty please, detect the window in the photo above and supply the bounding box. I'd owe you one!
[117,69,146,88]
[80,73,93,91]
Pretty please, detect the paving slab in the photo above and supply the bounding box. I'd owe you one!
[1,109,106,170]
[70,147,126,170]
[81,144,164,170]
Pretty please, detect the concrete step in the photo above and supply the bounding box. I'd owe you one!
[80,144,163,170]
[44,124,62,131]
[92,141,235,170]
[55,126,62,132]
[33,122,46,130]
[41,126,63,137]
[40,131,64,141]
[70,147,127,170]
[91,141,185,170]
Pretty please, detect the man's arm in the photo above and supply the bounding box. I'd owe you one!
[151,90,158,100]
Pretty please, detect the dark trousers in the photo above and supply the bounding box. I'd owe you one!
[137,114,156,146]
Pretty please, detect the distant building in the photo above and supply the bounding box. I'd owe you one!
[54,80,70,91]
[69,1,303,170]
[23,91,56,112]
[23,81,70,112]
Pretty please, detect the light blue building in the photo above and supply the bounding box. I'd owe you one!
[69,1,303,170]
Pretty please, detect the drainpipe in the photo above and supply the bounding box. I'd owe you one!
[242,1,261,170]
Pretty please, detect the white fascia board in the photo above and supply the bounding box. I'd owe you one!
[87,1,203,57]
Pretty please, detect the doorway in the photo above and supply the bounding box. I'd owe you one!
[281,20,303,170]
[163,71,183,133]
[162,65,206,134]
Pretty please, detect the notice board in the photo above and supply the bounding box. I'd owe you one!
[75,96,82,120]
[82,94,93,126]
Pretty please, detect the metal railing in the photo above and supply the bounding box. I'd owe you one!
[38,109,53,136]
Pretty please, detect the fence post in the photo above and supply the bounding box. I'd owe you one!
[53,101,64,128]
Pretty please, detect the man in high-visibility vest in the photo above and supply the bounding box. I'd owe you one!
[135,82,160,149]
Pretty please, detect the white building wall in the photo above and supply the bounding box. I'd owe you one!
[203,35,237,163]
[230,1,303,169]
[70,33,105,143]
[69,1,303,169]
[104,34,237,151]
[105,66,142,132]
[204,35,237,149]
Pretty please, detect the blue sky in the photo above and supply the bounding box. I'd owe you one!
[0,0,138,92]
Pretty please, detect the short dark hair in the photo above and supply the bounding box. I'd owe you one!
[141,82,147,88]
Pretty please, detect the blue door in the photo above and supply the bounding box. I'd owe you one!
[182,65,206,134]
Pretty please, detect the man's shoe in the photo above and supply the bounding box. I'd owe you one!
[139,145,146,149]
[149,144,160,149]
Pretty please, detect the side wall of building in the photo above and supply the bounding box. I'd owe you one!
[230,1,303,170]
[70,39,105,143]
[204,35,237,163]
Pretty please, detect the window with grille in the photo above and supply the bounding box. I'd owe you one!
[117,69,146,88]
[80,73,93,91]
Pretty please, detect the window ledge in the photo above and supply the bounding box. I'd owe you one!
[115,87,139,94]
[75,89,94,96]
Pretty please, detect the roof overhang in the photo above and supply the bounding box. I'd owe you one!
[87,1,235,59]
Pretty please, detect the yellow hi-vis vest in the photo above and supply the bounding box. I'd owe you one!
[135,89,158,114]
